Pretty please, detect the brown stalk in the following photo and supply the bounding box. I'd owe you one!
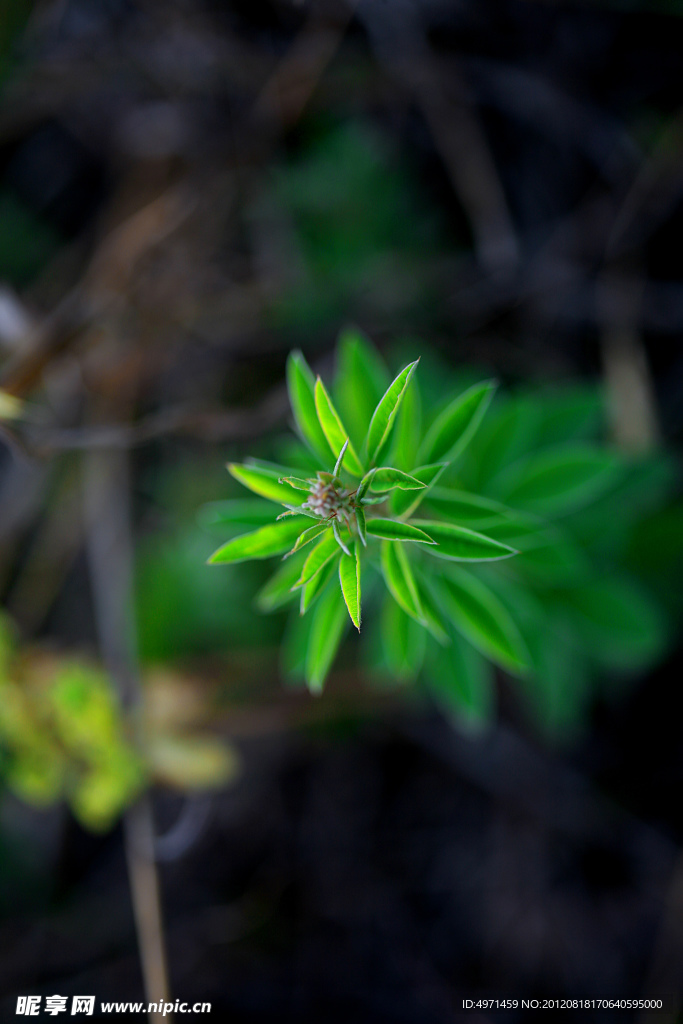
[82,442,171,1024]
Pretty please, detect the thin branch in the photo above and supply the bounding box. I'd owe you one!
[359,0,519,275]
[598,271,660,452]
[254,0,359,129]
[24,383,291,453]
[82,444,172,1023]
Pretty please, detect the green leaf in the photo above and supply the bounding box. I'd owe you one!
[411,571,451,645]
[423,487,519,527]
[532,385,603,447]
[198,499,277,531]
[437,566,530,674]
[512,537,588,586]
[294,530,341,587]
[389,463,447,518]
[228,463,307,505]
[369,467,426,492]
[390,371,422,471]
[366,519,435,544]
[314,378,365,476]
[561,577,666,671]
[278,503,321,520]
[427,631,494,732]
[279,476,313,491]
[380,540,424,624]
[412,520,517,561]
[300,552,341,614]
[334,327,390,451]
[493,445,622,517]
[208,518,303,564]
[333,439,349,477]
[365,360,419,466]
[482,517,589,586]
[284,522,330,558]
[287,351,333,464]
[463,394,541,491]
[332,519,352,556]
[380,598,425,680]
[339,544,361,630]
[355,505,367,547]
[356,468,377,501]
[305,583,349,692]
[255,553,306,612]
[275,436,321,474]
[419,380,497,465]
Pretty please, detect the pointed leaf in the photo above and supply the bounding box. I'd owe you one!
[284,522,330,558]
[314,378,364,476]
[255,552,306,611]
[294,530,340,587]
[279,476,313,491]
[369,467,426,492]
[380,540,424,625]
[366,519,435,544]
[391,371,422,470]
[355,505,367,546]
[208,518,303,564]
[333,439,350,477]
[419,380,497,464]
[300,553,341,614]
[412,520,517,561]
[339,544,361,630]
[356,468,377,501]
[492,444,622,517]
[287,351,334,464]
[228,462,306,505]
[334,328,390,451]
[305,583,349,692]
[389,462,447,518]
[332,519,352,556]
[437,567,530,674]
[278,503,321,520]
[365,360,419,466]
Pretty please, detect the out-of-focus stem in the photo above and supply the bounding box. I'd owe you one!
[124,796,172,1016]
[83,445,171,1024]
[598,272,659,452]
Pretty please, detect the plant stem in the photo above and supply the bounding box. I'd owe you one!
[83,445,172,1023]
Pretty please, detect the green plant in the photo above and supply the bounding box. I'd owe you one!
[0,617,145,830]
[205,331,672,734]
[0,613,238,830]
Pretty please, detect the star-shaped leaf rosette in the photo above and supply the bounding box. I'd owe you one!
[206,332,530,697]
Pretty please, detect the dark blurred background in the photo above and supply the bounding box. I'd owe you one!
[1,0,683,1021]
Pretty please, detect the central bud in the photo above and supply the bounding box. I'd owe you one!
[304,472,355,521]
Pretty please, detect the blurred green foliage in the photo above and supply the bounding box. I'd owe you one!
[251,121,445,337]
[136,458,284,662]
[0,618,146,830]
